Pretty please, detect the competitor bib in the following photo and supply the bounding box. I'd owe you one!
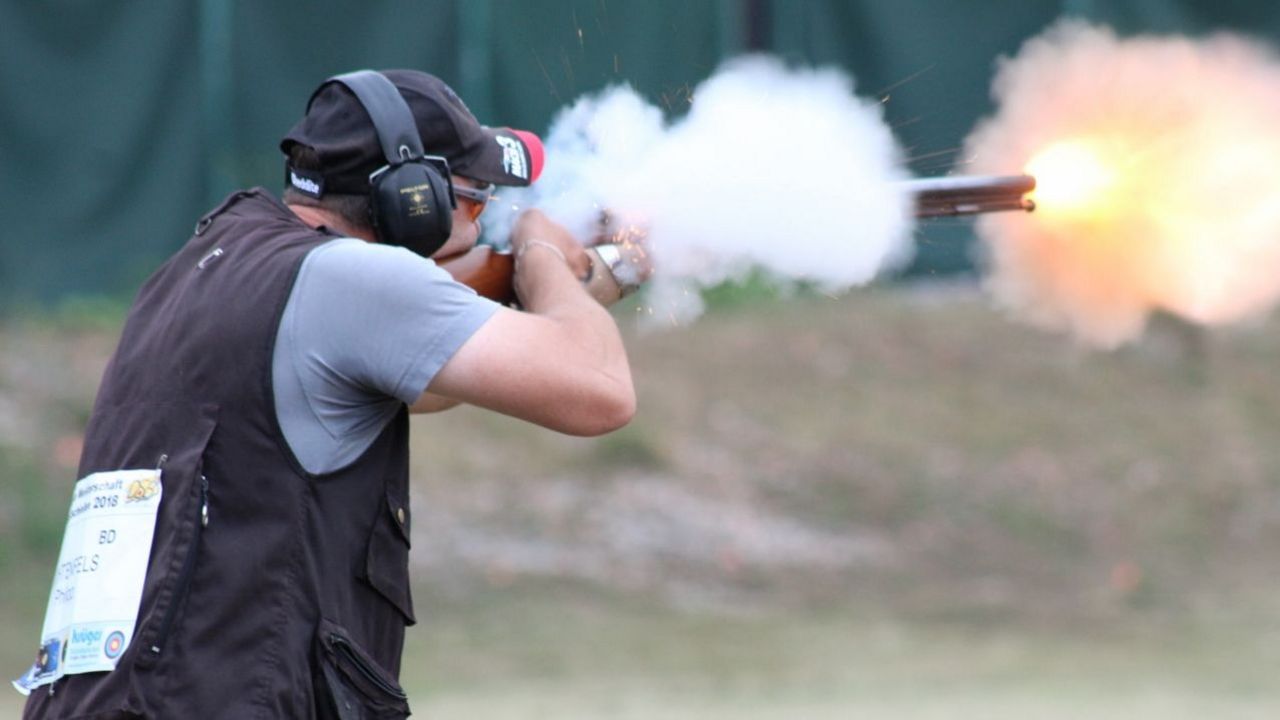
[13,469,163,695]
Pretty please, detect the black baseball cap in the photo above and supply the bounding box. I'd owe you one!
[281,69,544,196]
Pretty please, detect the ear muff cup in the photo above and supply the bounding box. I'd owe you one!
[369,160,454,258]
[318,70,459,258]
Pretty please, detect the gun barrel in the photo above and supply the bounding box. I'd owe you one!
[904,174,1037,218]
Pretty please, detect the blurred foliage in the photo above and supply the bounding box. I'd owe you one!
[0,445,66,569]
[46,295,131,333]
[1,295,129,333]
[697,268,833,312]
[585,424,669,471]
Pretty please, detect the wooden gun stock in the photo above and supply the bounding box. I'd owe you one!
[437,245,517,304]
[437,244,635,306]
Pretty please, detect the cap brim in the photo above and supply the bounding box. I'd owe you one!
[457,128,545,187]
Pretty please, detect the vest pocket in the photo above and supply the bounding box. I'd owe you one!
[93,402,219,672]
[133,473,208,669]
[363,490,415,624]
[314,618,410,720]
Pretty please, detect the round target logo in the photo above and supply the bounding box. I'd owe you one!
[103,631,126,659]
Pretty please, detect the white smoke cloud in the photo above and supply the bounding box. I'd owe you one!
[487,55,915,324]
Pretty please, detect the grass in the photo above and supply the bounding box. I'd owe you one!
[400,584,1280,719]
[4,283,1280,717]
[5,590,1278,718]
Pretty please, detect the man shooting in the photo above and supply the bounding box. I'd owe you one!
[19,68,639,719]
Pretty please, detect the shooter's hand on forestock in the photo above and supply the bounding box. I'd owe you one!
[438,209,652,307]
[511,209,652,309]
[509,209,594,309]
[582,211,652,306]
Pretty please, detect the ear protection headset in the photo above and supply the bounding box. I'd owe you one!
[325,70,457,258]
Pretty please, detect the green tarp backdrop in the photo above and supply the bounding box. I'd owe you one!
[2,0,1278,306]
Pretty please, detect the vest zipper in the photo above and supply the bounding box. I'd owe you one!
[329,633,408,701]
[144,475,208,660]
[200,475,209,527]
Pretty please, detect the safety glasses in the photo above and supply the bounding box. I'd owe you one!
[453,183,493,222]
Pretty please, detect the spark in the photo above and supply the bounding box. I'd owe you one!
[559,46,576,90]
[596,0,609,34]
[904,145,968,175]
[904,147,961,164]
[676,83,695,106]
[875,64,936,98]
[890,116,924,131]
[531,50,561,102]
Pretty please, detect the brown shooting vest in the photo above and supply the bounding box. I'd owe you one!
[24,189,416,719]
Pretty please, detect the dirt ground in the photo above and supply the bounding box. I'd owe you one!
[4,283,1280,717]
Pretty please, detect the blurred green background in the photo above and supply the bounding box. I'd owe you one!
[4,1,1280,717]
[5,0,1280,305]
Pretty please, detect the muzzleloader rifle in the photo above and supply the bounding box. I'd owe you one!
[439,174,1037,303]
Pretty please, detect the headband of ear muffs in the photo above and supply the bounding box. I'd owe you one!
[325,70,456,258]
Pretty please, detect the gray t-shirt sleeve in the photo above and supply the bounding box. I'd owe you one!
[273,238,499,474]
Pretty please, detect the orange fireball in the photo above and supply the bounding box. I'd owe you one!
[966,21,1280,346]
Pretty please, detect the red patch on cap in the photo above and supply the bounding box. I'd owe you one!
[511,129,544,183]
